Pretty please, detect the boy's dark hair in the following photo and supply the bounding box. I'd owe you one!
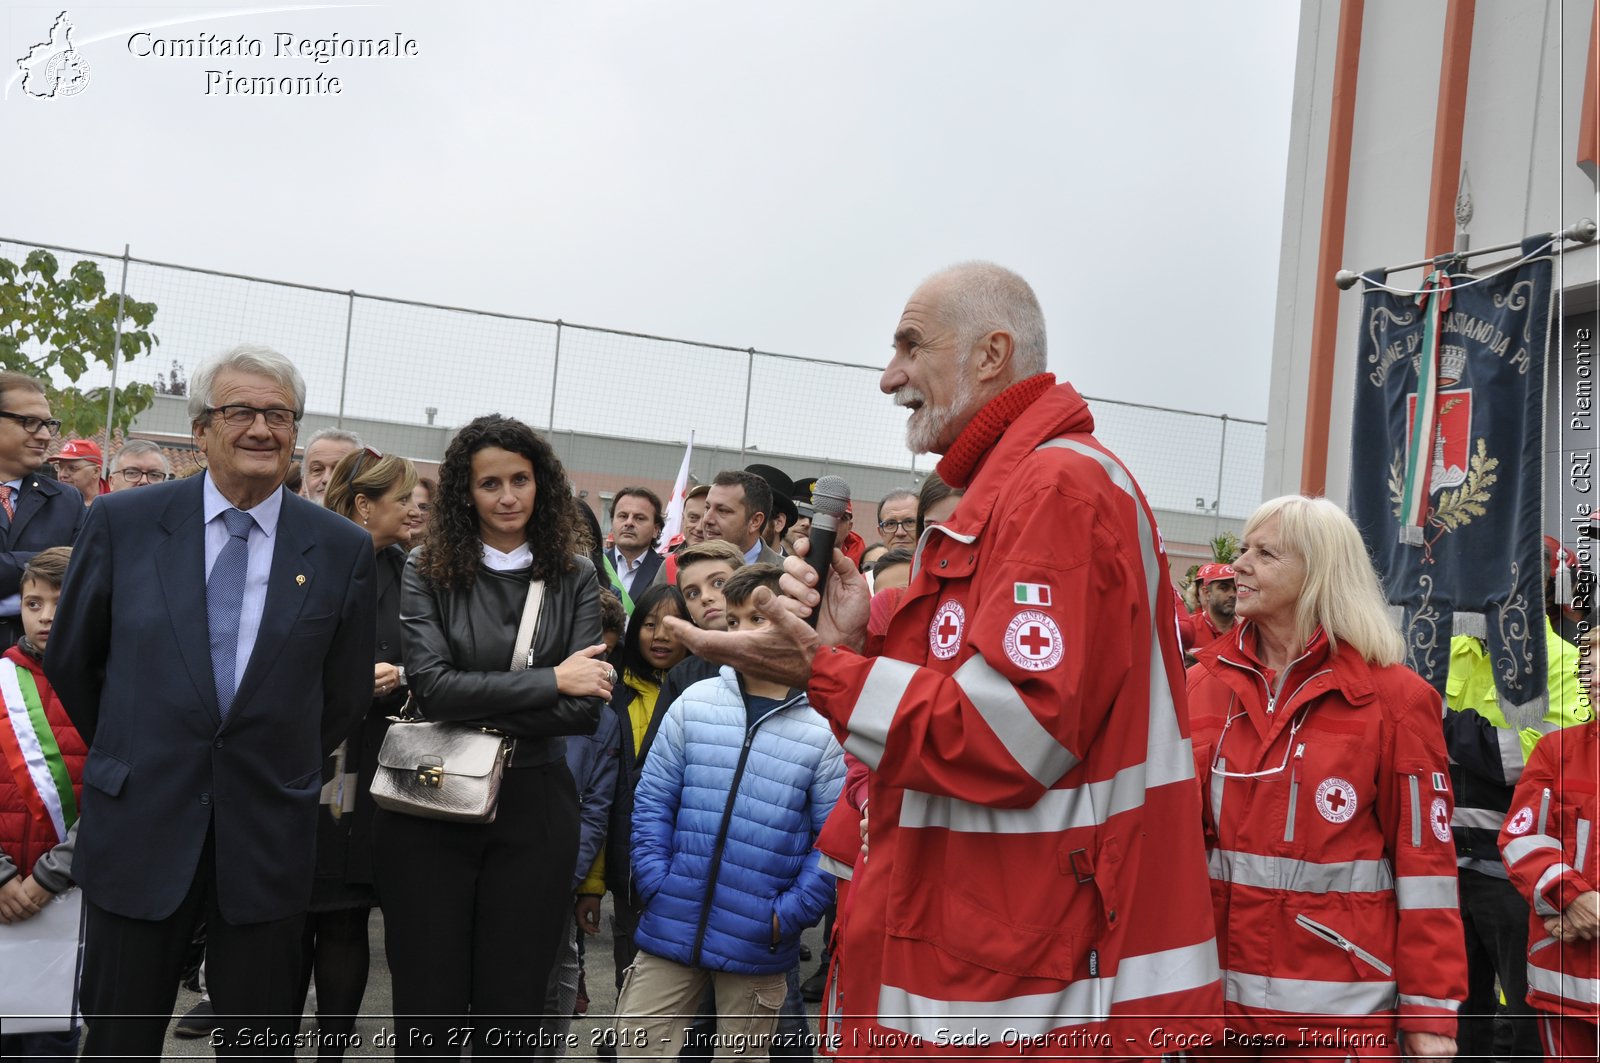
[871,547,914,579]
[597,590,627,642]
[22,546,71,591]
[675,539,744,578]
[721,562,783,609]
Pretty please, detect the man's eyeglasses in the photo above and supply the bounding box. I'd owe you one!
[207,405,298,431]
[116,468,170,484]
[0,411,63,437]
[878,519,916,533]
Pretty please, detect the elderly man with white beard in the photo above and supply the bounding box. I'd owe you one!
[668,262,1223,1056]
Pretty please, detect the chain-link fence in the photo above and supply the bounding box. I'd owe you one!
[0,237,1266,530]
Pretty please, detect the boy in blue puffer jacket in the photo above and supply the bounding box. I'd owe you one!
[618,563,844,1057]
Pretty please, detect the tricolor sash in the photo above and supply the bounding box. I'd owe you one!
[0,658,77,845]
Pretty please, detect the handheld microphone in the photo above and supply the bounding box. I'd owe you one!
[804,476,851,628]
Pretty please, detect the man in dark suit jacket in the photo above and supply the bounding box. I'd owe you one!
[46,345,375,1059]
[0,371,83,648]
[607,486,665,597]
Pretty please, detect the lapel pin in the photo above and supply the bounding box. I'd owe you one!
[296,574,307,586]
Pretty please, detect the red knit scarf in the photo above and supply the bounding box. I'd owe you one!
[935,374,1055,489]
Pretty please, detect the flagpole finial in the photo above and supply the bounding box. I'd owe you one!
[1454,166,1473,253]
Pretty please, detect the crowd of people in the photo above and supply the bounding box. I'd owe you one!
[0,262,1594,1062]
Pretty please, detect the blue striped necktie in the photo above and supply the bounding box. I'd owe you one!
[208,508,254,722]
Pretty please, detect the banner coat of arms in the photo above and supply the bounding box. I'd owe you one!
[1348,236,1556,729]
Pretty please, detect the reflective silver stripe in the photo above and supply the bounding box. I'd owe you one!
[1224,970,1398,1015]
[1577,818,1591,873]
[1495,727,1527,785]
[1408,774,1422,847]
[1395,875,1458,910]
[1538,787,1551,835]
[1211,759,1226,824]
[1285,767,1299,842]
[952,651,1080,788]
[900,735,1195,834]
[1450,806,1505,830]
[876,940,1220,1036]
[1529,934,1558,955]
[1504,834,1563,864]
[1532,863,1574,916]
[1208,849,1394,894]
[900,438,1196,837]
[1526,964,1600,1006]
[1398,993,1460,1012]
[816,853,853,881]
[843,657,918,770]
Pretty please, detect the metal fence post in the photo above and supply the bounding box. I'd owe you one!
[738,348,755,462]
[1214,414,1230,537]
[549,321,563,432]
[336,291,355,427]
[101,244,130,448]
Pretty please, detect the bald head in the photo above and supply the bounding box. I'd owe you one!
[883,262,1049,454]
[917,261,1048,380]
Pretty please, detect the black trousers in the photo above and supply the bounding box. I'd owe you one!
[374,760,579,1059]
[80,824,306,1059]
[1456,867,1542,1061]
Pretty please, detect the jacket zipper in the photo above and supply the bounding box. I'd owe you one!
[1215,651,1324,716]
[688,692,807,967]
[1284,743,1305,842]
[1294,913,1394,976]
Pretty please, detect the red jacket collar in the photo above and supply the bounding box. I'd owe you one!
[1194,620,1378,707]
[932,375,1093,537]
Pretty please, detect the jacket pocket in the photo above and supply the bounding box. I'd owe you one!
[82,748,130,797]
[1294,913,1393,976]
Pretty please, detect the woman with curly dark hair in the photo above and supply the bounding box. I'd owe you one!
[374,414,612,1058]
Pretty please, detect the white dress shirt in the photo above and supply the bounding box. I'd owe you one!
[202,474,284,696]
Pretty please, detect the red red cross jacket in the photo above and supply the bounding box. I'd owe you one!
[1188,624,1467,1040]
[1498,719,1599,1019]
[806,375,1223,1056]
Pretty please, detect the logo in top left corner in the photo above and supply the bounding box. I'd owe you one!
[17,11,92,99]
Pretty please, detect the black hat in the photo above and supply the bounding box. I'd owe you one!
[745,463,799,528]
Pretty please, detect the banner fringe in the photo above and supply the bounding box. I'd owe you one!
[1499,690,1550,733]
[1452,612,1487,639]
[1399,526,1425,546]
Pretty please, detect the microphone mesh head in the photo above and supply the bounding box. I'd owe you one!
[812,476,850,518]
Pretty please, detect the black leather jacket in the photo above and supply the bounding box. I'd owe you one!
[400,552,604,767]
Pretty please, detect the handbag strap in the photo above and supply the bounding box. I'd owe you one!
[510,579,547,672]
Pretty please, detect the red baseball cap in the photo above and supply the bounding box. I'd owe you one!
[56,439,103,466]
[1199,563,1237,584]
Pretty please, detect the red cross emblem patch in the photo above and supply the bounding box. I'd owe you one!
[1314,777,1357,824]
[928,600,966,661]
[1506,806,1534,835]
[1003,610,1063,672]
[1430,797,1452,842]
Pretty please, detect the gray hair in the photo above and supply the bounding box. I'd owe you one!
[925,261,1048,378]
[303,427,363,451]
[187,344,307,426]
[111,439,170,475]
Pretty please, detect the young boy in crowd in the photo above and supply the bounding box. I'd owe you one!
[618,563,843,1057]
[0,547,82,1058]
[657,540,744,711]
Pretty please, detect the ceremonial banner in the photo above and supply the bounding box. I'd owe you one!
[1349,236,1556,728]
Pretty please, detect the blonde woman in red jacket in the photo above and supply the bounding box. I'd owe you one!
[1187,496,1466,1061]
[1499,629,1599,1062]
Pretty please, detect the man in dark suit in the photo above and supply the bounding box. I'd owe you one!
[608,486,665,596]
[46,345,376,1058]
[0,371,83,648]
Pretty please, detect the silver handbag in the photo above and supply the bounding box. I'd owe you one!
[369,579,545,823]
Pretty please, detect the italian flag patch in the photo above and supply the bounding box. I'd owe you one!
[1013,582,1052,606]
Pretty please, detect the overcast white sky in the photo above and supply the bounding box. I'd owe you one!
[6,0,1299,438]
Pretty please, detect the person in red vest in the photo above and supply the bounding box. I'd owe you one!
[0,546,82,1058]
